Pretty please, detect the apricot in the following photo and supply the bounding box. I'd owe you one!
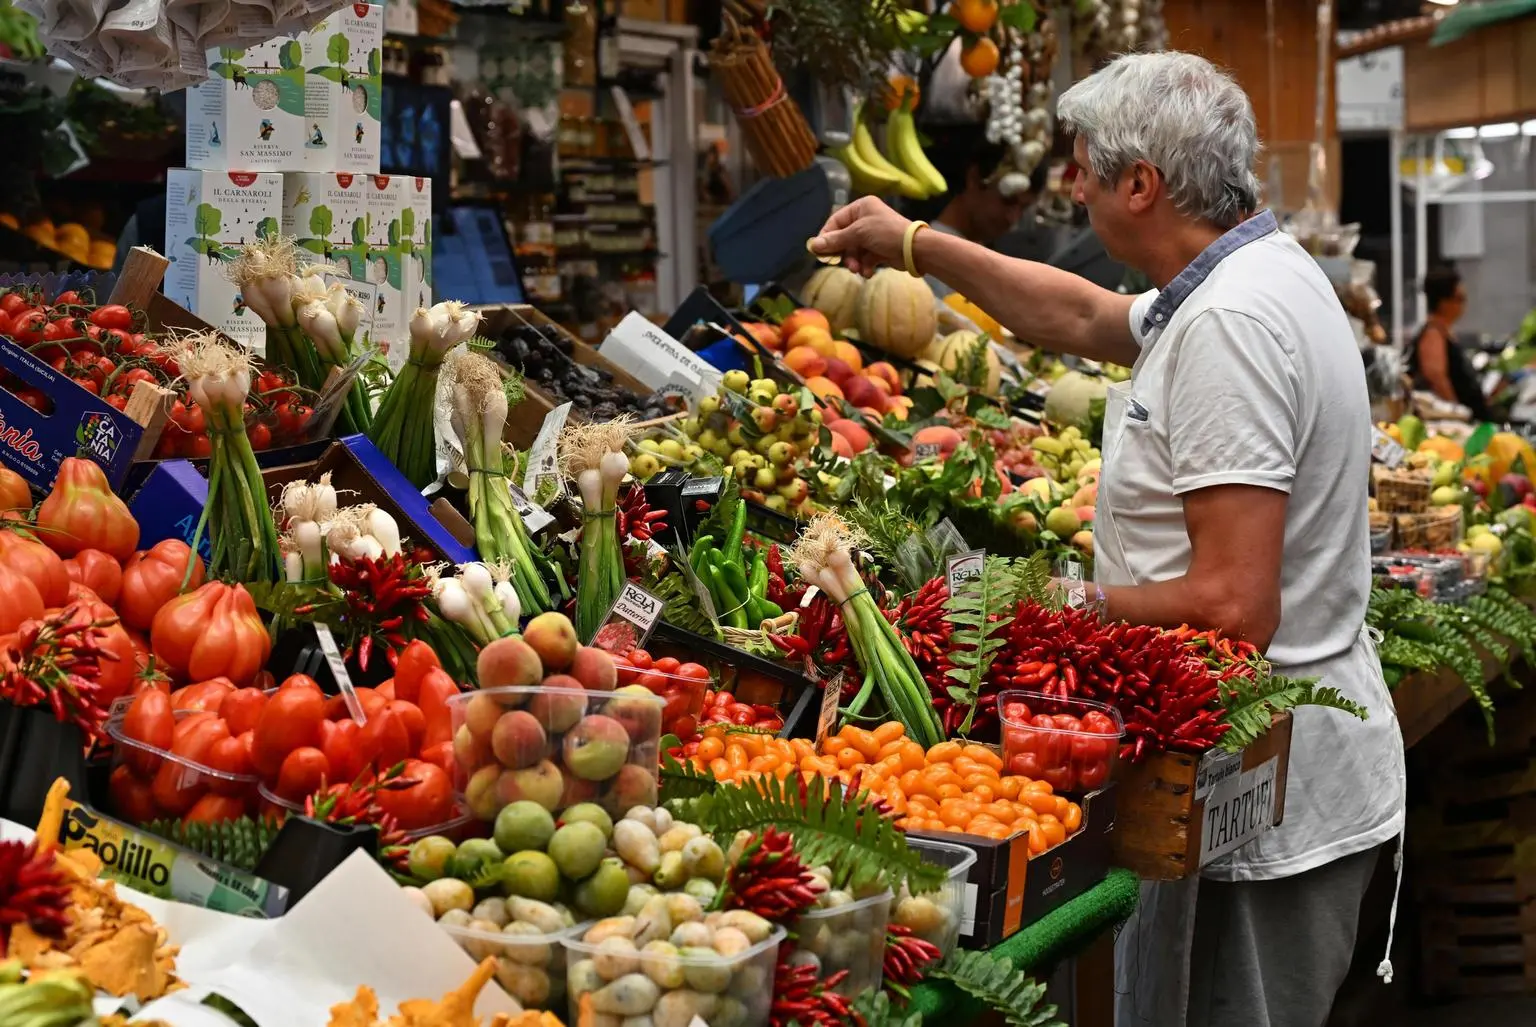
[478,636,543,688]
[524,612,578,672]
[779,308,829,340]
[832,341,863,372]
[783,346,827,378]
[492,710,548,769]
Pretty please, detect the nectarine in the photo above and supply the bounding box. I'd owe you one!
[780,308,830,341]
[832,341,863,372]
[805,376,844,401]
[866,361,902,395]
[783,347,827,378]
[827,419,873,454]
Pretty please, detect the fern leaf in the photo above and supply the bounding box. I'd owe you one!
[851,989,924,1027]
[927,951,1066,1027]
[945,556,1018,735]
[659,751,718,802]
[1217,673,1368,752]
[1013,552,1061,611]
[684,774,944,898]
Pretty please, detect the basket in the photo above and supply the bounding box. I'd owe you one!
[1395,507,1463,550]
[709,15,817,177]
[1372,466,1433,513]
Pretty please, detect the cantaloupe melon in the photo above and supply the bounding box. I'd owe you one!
[856,268,937,360]
[921,329,1002,394]
[801,265,863,335]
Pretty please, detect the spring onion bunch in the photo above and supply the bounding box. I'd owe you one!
[790,515,943,747]
[292,274,373,434]
[277,474,340,583]
[227,235,305,370]
[369,301,481,488]
[325,504,403,563]
[443,350,555,616]
[179,335,283,583]
[561,416,635,642]
[428,561,521,645]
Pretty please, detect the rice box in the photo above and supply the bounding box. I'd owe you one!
[301,4,385,174]
[283,172,369,269]
[399,176,433,317]
[361,175,407,360]
[186,38,309,172]
[163,170,285,349]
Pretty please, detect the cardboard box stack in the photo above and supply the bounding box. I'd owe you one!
[166,4,431,359]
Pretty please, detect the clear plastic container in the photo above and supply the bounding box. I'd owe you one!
[998,691,1123,794]
[105,698,260,825]
[786,890,891,997]
[255,783,481,843]
[898,839,977,958]
[605,649,715,741]
[447,685,665,824]
[563,923,786,1027]
[437,915,589,1011]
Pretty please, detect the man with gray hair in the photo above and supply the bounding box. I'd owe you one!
[813,51,1405,1026]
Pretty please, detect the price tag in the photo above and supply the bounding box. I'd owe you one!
[946,549,985,594]
[1055,555,1088,608]
[799,585,820,608]
[914,442,942,461]
[313,624,367,725]
[508,483,555,534]
[1194,748,1242,802]
[524,402,572,501]
[1370,426,1407,468]
[595,580,664,647]
[1199,756,1280,866]
[815,672,845,746]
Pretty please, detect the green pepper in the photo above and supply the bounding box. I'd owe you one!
[748,549,769,600]
[758,599,784,620]
[689,533,715,575]
[708,561,748,630]
[723,499,747,567]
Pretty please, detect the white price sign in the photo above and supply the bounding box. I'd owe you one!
[914,442,942,461]
[607,581,664,635]
[1370,425,1407,468]
[524,402,572,501]
[946,549,985,594]
[599,312,721,393]
[508,482,555,534]
[1199,756,1280,866]
[313,624,367,724]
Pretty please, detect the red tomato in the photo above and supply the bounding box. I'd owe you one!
[220,687,268,736]
[1051,714,1082,732]
[357,706,411,771]
[1041,766,1074,792]
[653,657,681,675]
[417,669,459,749]
[419,740,454,778]
[1071,734,1114,764]
[1003,701,1031,723]
[319,719,364,785]
[275,746,331,801]
[9,311,46,344]
[0,293,26,315]
[63,549,122,606]
[1077,760,1109,790]
[183,793,248,824]
[392,640,440,705]
[387,700,426,754]
[627,649,653,671]
[675,662,710,681]
[636,671,667,696]
[52,291,81,307]
[171,717,229,766]
[279,673,322,692]
[324,688,387,722]
[247,423,271,450]
[88,304,134,333]
[1008,751,1042,778]
[1082,711,1119,735]
[671,714,697,739]
[121,689,173,777]
[203,735,254,794]
[374,759,455,830]
[251,688,326,777]
[612,656,637,686]
[108,765,159,824]
[151,758,206,816]
[171,678,235,714]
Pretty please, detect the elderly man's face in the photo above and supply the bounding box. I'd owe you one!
[1071,135,1134,264]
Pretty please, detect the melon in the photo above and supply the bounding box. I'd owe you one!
[921,329,1003,395]
[1043,371,1107,429]
[856,268,937,360]
[801,266,863,335]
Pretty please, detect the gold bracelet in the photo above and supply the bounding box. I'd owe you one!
[902,220,928,278]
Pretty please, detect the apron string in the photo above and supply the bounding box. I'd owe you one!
[1376,824,1405,984]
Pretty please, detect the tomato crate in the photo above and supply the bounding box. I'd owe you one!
[1110,713,1293,880]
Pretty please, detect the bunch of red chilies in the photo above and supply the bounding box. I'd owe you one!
[883,580,1241,761]
[295,554,434,671]
[303,761,412,871]
[0,606,117,737]
[0,839,70,955]
[616,486,669,577]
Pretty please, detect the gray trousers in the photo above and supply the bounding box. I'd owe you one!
[1115,846,1382,1027]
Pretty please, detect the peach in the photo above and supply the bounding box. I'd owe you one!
[1076,505,1096,524]
[464,692,506,743]
[465,764,503,820]
[842,375,881,410]
[787,326,837,359]
[779,308,829,341]
[912,424,963,457]
[866,361,902,395]
[559,774,600,808]
[563,714,632,780]
[604,762,658,810]
[570,647,618,690]
[1071,482,1098,507]
[858,406,884,421]
[805,376,844,402]
[528,677,587,734]
[492,710,548,769]
[478,636,543,688]
[832,341,863,372]
[782,346,827,378]
[828,433,855,460]
[742,321,782,352]
[604,685,662,742]
[885,395,914,419]
[524,612,578,672]
[827,419,872,454]
[821,357,853,385]
[497,759,565,811]
[453,723,491,775]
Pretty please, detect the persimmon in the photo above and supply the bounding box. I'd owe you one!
[951,0,998,33]
[961,36,1000,78]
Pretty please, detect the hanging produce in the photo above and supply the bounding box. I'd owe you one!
[368,301,482,489]
[710,17,818,178]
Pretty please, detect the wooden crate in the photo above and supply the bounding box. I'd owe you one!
[1111,713,1293,880]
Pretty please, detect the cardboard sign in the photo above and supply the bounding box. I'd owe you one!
[1199,756,1280,865]
[524,401,571,502]
[594,580,664,647]
[599,312,721,393]
[1370,426,1407,468]
[815,672,844,746]
[946,549,985,594]
[0,336,144,492]
[508,483,555,534]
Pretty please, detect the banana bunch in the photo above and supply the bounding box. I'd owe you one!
[895,7,928,33]
[831,100,948,200]
[0,964,96,1027]
[1030,425,1100,484]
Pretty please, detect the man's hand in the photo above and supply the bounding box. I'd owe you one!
[811,197,912,277]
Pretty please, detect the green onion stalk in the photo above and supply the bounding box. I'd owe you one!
[791,515,944,747]
[368,301,480,488]
[444,350,556,615]
[180,336,283,584]
[226,236,315,383]
[428,561,521,645]
[561,416,635,642]
[293,274,373,435]
[277,474,340,584]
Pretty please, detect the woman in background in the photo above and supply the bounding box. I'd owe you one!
[1408,265,1493,421]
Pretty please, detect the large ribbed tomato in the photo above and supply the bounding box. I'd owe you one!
[0,468,29,512]
[0,559,44,634]
[47,594,137,707]
[0,530,71,606]
[35,457,139,559]
[119,540,205,633]
[150,581,269,686]
[65,549,123,606]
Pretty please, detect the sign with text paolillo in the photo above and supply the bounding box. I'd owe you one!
[1199,755,1280,866]
[599,312,721,394]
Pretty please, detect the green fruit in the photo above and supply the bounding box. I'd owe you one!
[638,439,662,454]
[722,370,750,394]
[494,801,557,854]
[1044,506,1082,537]
[658,439,684,461]
[561,802,614,839]
[503,850,562,901]
[447,838,505,881]
[407,836,457,882]
[548,821,607,879]
[573,857,632,917]
[631,453,662,479]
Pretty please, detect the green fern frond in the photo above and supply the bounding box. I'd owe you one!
[659,751,719,803]
[1217,673,1368,752]
[1013,552,1061,611]
[851,989,924,1027]
[927,951,1065,1027]
[682,774,944,898]
[945,556,1019,735]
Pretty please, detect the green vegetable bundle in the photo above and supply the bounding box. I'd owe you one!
[688,499,783,630]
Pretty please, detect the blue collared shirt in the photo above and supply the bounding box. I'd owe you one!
[1139,209,1279,337]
